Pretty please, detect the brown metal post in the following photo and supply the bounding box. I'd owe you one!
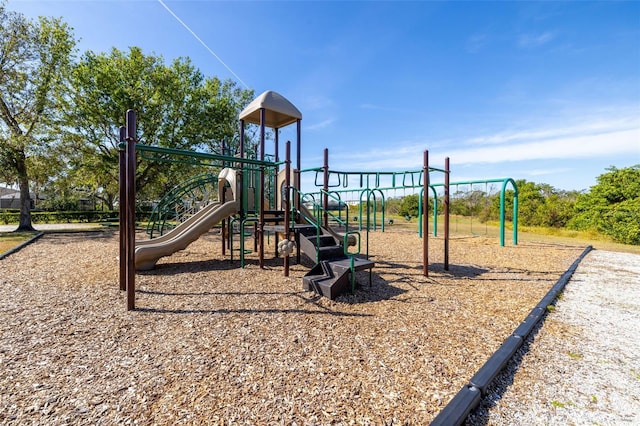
[296,120,301,212]
[125,110,136,311]
[273,127,279,212]
[118,126,126,291]
[296,120,301,172]
[221,139,226,257]
[258,109,265,268]
[444,157,450,271]
[422,150,429,277]
[323,148,329,228]
[239,119,245,218]
[283,141,291,277]
[274,128,279,168]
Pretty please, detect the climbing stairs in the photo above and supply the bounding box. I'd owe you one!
[296,225,345,262]
[302,257,375,300]
[296,224,374,300]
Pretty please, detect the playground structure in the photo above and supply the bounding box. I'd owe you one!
[119,91,378,310]
[118,90,518,311]
[297,162,518,246]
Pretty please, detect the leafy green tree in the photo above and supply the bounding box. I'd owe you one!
[0,2,75,230]
[486,180,576,228]
[569,165,640,244]
[384,197,402,216]
[63,47,253,209]
[399,194,419,218]
[450,189,486,217]
[512,180,544,225]
[537,191,579,228]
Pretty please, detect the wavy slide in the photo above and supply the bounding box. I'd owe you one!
[135,199,238,270]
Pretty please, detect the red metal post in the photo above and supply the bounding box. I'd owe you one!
[125,110,136,311]
[423,150,429,277]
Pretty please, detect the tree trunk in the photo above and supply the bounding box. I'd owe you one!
[15,151,35,232]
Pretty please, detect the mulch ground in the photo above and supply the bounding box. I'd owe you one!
[0,228,586,425]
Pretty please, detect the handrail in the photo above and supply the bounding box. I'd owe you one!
[146,173,219,237]
[320,189,350,230]
[124,143,283,168]
[292,187,359,261]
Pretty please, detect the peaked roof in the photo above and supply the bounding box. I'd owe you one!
[0,187,18,198]
[239,90,302,128]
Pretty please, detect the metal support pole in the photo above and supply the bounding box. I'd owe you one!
[284,141,291,277]
[422,150,429,277]
[444,157,450,271]
[296,120,301,213]
[323,148,329,228]
[274,127,279,209]
[125,110,136,310]
[118,126,126,291]
[239,120,245,218]
[274,128,279,168]
[221,139,226,257]
[258,109,265,268]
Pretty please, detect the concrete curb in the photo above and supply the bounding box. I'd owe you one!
[430,245,593,426]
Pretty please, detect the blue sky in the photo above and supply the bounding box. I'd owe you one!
[10,0,640,193]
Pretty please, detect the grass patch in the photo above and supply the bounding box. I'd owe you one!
[0,232,40,253]
[438,216,640,254]
[355,214,640,254]
[567,351,583,359]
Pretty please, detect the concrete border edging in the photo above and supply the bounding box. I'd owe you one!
[430,245,593,426]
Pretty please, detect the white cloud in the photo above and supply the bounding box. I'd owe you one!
[306,118,335,131]
[453,128,639,164]
[360,103,379,110]
[466,33,489,53]
[300,94,334,111]
[328,117,640,171]
[518,31,556,48]
[467,115,639,146]
[527,167,572,176]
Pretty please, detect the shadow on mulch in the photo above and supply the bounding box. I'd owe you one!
[139,259,238,275]
[374,259,489,279]
[429,262,488,278]
[41,229,116,242]
[135,305,374,317]
[135,287,374,318]
[140,256,290,275]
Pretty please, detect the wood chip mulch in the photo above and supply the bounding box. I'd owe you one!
[0,228,586,425]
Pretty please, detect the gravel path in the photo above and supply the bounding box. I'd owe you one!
[0,224,99,232]
[468,249,640,425]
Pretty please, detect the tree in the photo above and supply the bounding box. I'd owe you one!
[0,2,75,230]
[569,165,640,244]
[64,47,253,208]
[399,194,419,218]
[480,180,578,228]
